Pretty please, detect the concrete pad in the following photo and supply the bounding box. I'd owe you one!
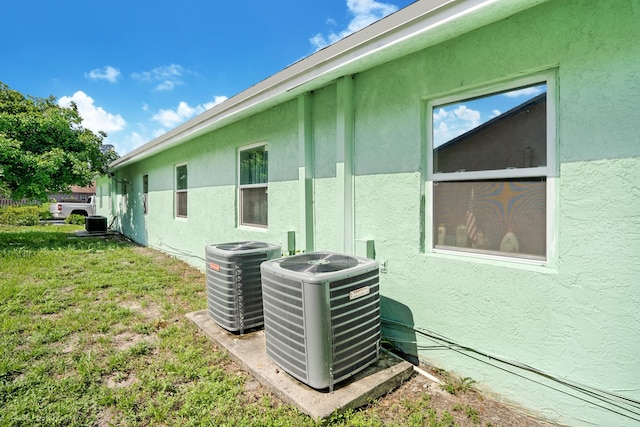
[73,230,117,238]
[186,309,414,420]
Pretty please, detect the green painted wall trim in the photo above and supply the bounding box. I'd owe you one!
[336,76,355,254]
[298,93,315,253]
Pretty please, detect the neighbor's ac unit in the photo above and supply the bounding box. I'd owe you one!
[260,251,380,391]
[205,241,281,333]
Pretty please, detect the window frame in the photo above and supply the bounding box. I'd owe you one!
[175,163,188,219]
[238,142,268,228]
[426,70,557,265]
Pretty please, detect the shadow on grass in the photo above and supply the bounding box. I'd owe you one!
[0,228,132,253]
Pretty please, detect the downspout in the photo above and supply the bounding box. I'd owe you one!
[336,75,355,254]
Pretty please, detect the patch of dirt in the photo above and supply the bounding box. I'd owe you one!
[112,331,157,351]
[96,407,119,427]
[60,335,79,354]
[119,300,162,320]
[370,365,558,427]
[105,372,138,389]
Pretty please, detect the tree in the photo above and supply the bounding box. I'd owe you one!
[0,81,117,202]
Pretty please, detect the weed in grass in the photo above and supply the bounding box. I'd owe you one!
[65,214,87,225]
[439,371,477,395]
[453,403,480,423]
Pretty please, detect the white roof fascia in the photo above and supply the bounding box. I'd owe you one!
[110,0,548,170]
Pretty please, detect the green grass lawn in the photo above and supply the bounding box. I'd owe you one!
[0,225,317,426]
[0,225,485,427]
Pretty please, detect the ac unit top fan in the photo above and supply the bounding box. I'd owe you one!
[213,241,277,253]
[279,252,358,273]
[269,251,369,283]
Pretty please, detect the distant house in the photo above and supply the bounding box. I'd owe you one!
[0,185,96,207]
[96,1,640,425]
[49,184,96,202]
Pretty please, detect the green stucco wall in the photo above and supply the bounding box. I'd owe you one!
[98,1,640,425]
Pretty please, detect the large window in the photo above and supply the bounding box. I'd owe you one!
[239,143,268,227]
[175,164,187,218]
[429,72,555,261]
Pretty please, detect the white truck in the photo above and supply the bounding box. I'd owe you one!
[49,196,96,219]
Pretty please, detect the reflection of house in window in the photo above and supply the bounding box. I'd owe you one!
[434,94,546,173]
[432,92,548,260]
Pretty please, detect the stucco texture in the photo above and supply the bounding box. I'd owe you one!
[98,1,640,425]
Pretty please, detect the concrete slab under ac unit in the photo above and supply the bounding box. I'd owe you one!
[73,230,118,238]
[186,309,414,420]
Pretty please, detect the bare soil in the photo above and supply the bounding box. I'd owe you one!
[372,365,559,426]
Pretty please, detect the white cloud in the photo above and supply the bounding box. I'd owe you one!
[433,105,481,147]
[503,86,545,98]
[108,132,148,156]
[153,128,167,138]
[58,91,126,134]
[310,0,399,50]
[152,102,197,128]
[132,64,188,92]
[151,96,228,128]
[125,132,147,149]
[155,80,176,91]
[85,66,121,83]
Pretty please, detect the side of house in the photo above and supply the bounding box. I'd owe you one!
[97,1,640,425]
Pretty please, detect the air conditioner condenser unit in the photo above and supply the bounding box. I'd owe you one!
[205,241,281,334]
[260,251,380,391]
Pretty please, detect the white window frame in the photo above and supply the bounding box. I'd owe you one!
[175,164,187,219]
[238,142,268,228]
[426,70,557,266]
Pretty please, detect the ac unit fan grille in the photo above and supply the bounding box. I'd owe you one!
[280,252,358,273]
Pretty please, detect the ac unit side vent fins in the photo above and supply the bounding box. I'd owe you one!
[205,242,281,333]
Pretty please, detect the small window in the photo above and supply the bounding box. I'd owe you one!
[142,174,149,215]
[429,72,555,261]
[121,181,128,213]
[175,164,187,218]
[239,144,268,227]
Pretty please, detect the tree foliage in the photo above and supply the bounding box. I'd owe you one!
[0,81,117,201]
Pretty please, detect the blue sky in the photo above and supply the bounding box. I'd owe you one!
[1,0,413,155]
[433,84,547,148]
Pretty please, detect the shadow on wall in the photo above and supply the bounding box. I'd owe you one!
[380,296,418,365]
[118,187,148,247]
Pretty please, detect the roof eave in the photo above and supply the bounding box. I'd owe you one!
[110,0,549,170]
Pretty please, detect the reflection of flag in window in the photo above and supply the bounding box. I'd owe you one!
[466,188,477,243]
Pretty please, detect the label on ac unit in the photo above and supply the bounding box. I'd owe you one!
[209,262,220,271]
[349,286,370,300]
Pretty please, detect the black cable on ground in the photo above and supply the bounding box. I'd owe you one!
[381,317,640,423]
